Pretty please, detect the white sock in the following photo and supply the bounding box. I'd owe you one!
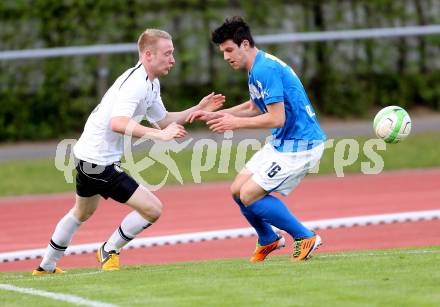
[40,210,82,271]
[104,211,152,253]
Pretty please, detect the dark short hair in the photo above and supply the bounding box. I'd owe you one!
[211,16,255,47]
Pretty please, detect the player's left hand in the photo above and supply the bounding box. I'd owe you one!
[207,113,238,132]
[198,92,225,112]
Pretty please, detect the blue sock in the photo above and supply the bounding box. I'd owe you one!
[233,197,278,246]
[247,195,314,239]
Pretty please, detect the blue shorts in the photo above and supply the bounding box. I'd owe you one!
[75,160,139,203]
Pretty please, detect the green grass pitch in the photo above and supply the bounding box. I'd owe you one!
[1,247,439,306]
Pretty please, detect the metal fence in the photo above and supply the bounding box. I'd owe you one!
[1,25,439,60]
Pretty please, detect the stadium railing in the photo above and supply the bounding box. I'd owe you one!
[1,25,439,60]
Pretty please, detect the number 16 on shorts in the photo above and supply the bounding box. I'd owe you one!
[266,162,282,178]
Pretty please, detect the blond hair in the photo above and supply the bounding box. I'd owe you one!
[137,29,172,57]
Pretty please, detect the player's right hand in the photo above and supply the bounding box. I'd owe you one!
[159,122,187,141]
[186,110,222,123]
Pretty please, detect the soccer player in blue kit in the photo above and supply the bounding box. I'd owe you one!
[187,16,326,262]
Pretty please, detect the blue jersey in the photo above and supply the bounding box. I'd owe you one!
[248,50,326,152]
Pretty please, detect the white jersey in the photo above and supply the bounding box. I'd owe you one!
[73,63,167,165]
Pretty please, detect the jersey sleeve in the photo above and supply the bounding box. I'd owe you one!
[145,79,167,123]
[257,66,284,105]
[145,96,167,123]
[111,81,145,118]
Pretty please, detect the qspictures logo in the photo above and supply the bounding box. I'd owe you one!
[55,130,387,191]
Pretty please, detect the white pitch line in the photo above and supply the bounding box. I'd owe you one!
[0,210,439,263]
[0,283,118,307]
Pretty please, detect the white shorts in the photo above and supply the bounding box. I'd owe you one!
[245,143,324,196]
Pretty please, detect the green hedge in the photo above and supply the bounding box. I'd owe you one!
[0,0,439,141]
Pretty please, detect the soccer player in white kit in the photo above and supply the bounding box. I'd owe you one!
[32,29,224,274]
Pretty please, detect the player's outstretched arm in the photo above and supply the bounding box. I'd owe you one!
[185,110,222,123]
[206,102,285,133]
[219,100,262,117]
[157,92,225,128]
[111,116,187,141]
[186,100,262,123]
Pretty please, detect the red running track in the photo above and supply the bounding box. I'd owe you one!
[0,169,439,272]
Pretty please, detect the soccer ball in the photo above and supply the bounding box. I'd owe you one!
[373,106,411,143]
